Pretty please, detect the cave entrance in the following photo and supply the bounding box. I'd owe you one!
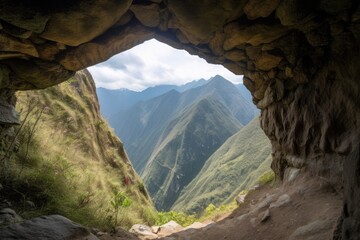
[0,0,358,237]
[88,39,272,213]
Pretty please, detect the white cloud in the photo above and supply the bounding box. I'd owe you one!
[88,39,243,91]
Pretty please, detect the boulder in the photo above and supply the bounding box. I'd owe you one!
[129,224,158,239]
[0,215,98,239]
[289,219,334,240]
[40,0,132,46]
[270,194,291,209]
[0,208,22,226]
[159,220,183,236]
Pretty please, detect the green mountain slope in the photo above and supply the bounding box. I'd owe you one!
[110,76,257,175]
[172,117,272,214]
[108,76,258,211]
[2,70,156,229]
[142,97,243,210]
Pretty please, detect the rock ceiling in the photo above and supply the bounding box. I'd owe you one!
[0,0,359,238]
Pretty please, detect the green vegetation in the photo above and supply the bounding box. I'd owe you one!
[156,211,196,227]
[111,191,132,227]
[110,76,258,211]
[0,70,156,230]
[257,170,276,185]
[173,117,272,213]
[143,97,243,211]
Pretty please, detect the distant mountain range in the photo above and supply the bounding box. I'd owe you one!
[97,78,208,120]
[96,75,265,211]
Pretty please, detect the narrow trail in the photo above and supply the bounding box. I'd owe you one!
[100,173,342,240]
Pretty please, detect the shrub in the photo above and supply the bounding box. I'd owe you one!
[111,191,132,227]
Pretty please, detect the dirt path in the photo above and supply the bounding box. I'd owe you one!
[101,174,342,240]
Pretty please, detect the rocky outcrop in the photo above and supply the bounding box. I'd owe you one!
[0,0,359,238]
[0,215,98,239]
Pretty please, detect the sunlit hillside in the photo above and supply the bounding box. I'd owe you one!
[0,70,156,230]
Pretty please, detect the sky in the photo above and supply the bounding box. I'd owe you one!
[88,39,243,91]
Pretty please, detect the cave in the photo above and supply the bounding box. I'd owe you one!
[0,0,359,238]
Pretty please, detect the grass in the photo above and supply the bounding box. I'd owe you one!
[0,72,156,230]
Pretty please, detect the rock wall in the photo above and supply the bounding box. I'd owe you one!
[0,0,359,238]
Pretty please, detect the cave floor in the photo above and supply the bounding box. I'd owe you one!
[102,174,342,240]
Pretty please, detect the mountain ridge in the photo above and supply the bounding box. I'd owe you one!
[107,76,258,210]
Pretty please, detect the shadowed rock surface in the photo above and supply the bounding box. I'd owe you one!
[0,0,359,238]
[0,215,98,240]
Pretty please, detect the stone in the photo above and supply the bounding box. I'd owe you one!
[184,222,206,230]
[289,219,334,240]
[270,194,291,208]
[209,31,226,56]
[40,0,132,46]
[276,0,316,26]
[0,33,38,57]
[260,209,271,222]
[284,167,301,182]
[167,0,248,44]
[224,49,247,62]
[236,213,249,222]
[160,220,183,233]
[1,22,32,39]
[255,52,283,71]
[0,215,98,239]
[244,0,281,20]
[5,59,74,90]
[130,4,160,28]
[251,194,276,214]
[0,100,20,125]
[236,194,246,205]
[224,22,289,50]
[151,226,160,234]
[256,79,284,109]
[59,24,154,71]
[0,208,22,226]
[0,2,50,33]
[112,11,134,28]
[129,224,158,239]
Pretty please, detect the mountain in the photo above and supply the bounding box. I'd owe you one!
[236,83,253,103]
[142,96,243,210]
[96,78,207,119]
[10,70,156,229]
[109,75,259,210]
[172,117,272,214]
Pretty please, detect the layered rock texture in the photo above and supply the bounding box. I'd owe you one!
[0,0,359,238]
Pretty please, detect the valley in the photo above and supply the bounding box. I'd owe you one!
[98,75,272,212]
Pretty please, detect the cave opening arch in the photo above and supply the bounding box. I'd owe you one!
[0,0,359,238]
